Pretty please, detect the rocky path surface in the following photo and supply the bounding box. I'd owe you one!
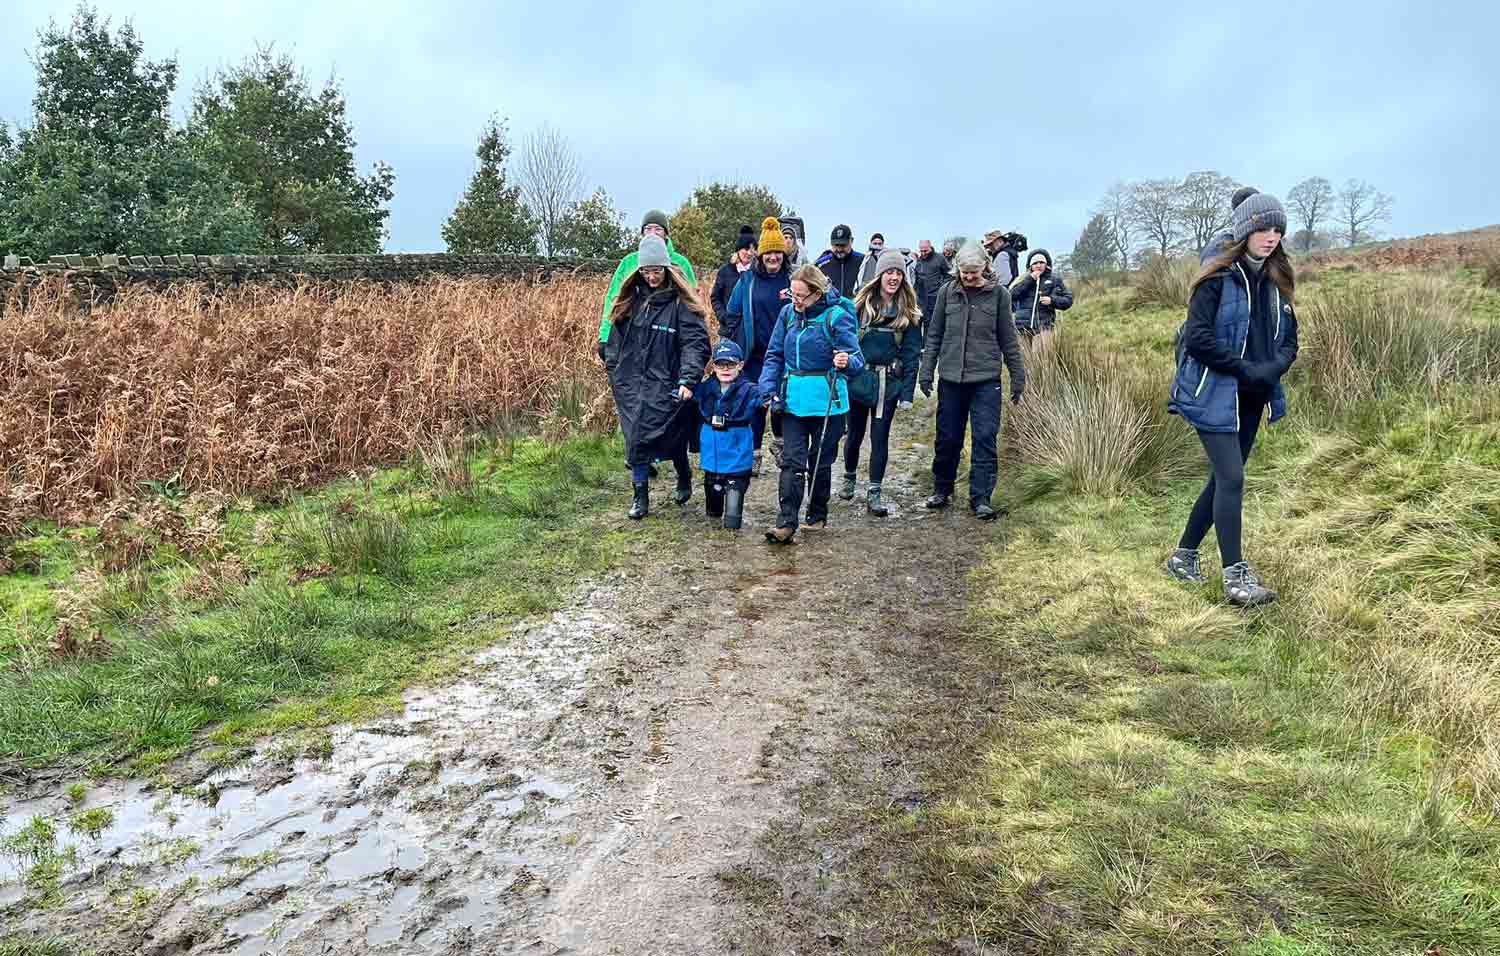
[2,407,1010,955]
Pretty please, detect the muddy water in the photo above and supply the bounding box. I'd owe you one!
[2,405,999,954]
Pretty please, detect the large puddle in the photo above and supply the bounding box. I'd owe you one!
[1,601,616,952]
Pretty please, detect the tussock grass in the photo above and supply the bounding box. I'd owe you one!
[1297,276,1500,415]
[1008,335,1197,495]
[1129,255,1198,310]
[889,262,1500,954]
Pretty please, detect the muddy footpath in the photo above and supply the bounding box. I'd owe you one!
[2,407,1013,955]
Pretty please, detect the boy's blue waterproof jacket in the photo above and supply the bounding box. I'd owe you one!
[694,377,763,475]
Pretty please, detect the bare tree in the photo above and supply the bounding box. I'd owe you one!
[1128,178,1183,258]
[517,123,586,256]
[1286,177,1335,252]
[1177,170,1239,254]
[1334,178,1394,247]
[1093,181,1135,271]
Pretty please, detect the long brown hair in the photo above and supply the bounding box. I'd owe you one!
[1191,237,1295,304]
[606,264,705,330]
[853,273,920,332]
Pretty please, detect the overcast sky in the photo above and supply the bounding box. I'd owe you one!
[4,1,1497,257]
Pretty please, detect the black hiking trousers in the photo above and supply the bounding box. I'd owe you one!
[777,412,845,528]
[844,397,900,484]
[932,378,1002,506]
[1179,391,1268,568]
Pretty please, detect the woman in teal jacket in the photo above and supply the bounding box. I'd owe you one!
[840,250,922,516]
[757,265,865,544]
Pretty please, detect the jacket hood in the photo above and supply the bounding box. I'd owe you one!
[1026,248,1053,271]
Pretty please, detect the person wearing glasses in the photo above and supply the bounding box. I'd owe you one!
[693,340,763,531]
[600,235,711,520]
[721,217,795,476]
[758,265,865,544]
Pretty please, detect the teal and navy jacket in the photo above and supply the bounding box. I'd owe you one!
[756,290,865,399]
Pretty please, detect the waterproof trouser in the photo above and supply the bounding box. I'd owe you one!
[777,412,845,529]
[844,397,900,484]
[932,378,1002,506]
[1179,392,1267,568]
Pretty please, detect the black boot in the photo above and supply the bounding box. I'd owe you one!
[628,482,649,520]
[723,486,745,530]
[776,468,805,531]
[673,467,692,505]
[704,478,725,519]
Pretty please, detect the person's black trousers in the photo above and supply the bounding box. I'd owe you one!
[844,397,900,483]
[932,378,1002,506]
[1179,392,1268,567]
[777,412,845,528]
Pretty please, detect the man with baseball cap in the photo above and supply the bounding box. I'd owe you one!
[817,224,865,299]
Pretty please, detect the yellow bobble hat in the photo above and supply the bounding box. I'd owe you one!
[757,216,788,255]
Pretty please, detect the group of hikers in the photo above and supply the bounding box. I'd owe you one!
[595,187,1297,609]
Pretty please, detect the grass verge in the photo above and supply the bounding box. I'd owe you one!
[0,433,642,774]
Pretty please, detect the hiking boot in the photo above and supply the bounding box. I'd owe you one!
[867,484,888,517]
[802,518,827,531]
[765,526,795,545]
[673,469,692,505]
[925,493,952,510]
[723,487,745,531]
[1223,561,1277,607]
[1165,547,1204,584]
[627,482,649,521]
[838,474,856,500]
[972,501,999,521]
[751,453,763,478]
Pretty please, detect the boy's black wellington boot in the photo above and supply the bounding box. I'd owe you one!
[723,487,745,530]
[627,482,649,521]
[704,479,724,519]
[673,468,692,505]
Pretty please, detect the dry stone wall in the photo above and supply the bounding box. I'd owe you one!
[0,252,617,306]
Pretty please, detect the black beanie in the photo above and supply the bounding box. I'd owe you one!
[1230,187,1259,210]
[735,225,755,251]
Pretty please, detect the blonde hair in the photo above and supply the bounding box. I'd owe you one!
[853,273,920,332]
[790,263,830,299]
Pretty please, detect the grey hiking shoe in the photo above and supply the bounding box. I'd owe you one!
[1223,561,1277,607]
[838,474,856,500]
[1165,548,1204,584]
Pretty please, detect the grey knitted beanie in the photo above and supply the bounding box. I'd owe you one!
[640,209,670,234]
[1232,193,1288,243]
[1230,186,1259,210]
[637,234,670,269]
[874,249,908,279]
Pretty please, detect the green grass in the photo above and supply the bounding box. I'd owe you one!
[0,433,640,772]
[892,263,1500,955]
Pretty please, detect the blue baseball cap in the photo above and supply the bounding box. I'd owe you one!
[713,340,743,363]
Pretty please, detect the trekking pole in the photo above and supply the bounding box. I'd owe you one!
[806,367,839,501]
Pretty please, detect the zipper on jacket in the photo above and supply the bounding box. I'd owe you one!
[1233,263,1253,432]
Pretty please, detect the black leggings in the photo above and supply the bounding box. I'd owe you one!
[1179,393,1267,567]
[844,398,899,483]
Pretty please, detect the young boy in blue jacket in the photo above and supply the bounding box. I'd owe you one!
[695,340,763,530]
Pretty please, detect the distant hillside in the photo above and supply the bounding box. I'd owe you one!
[1308,224,1500,270]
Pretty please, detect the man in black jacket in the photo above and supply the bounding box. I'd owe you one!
[817,224,866,298]
[912,239,950,327]
[917,243,1026,520]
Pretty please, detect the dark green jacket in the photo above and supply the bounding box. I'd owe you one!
[918,278,1025,398]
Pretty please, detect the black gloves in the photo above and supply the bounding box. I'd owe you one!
[1239,361,1279,390]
